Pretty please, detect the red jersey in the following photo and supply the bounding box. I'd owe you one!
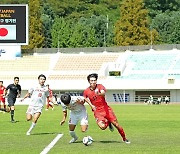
[83,84,108,109]
[48,88,53,98]
[0,86,6,101]
[47,88,53,103]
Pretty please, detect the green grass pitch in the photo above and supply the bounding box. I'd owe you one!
[0,104,180,154]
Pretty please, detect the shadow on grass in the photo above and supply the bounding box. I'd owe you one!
[32,132,62,135]
[98,140,121,143]
[72,140,121,144]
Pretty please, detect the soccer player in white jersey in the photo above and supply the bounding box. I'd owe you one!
[21,74,50,135]
[60,93,93,144]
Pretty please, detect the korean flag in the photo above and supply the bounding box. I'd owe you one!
[0,25,16,40]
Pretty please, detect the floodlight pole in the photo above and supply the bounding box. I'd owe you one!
[104,29,106,52]
[58,31,60,52]
[150,31,153,49]
[104,15,109,52]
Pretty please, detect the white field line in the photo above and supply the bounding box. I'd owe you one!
[40,134,63,154]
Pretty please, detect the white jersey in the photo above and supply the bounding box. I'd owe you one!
[60,96,88,125]
[60,96,86,113]
[28,84,49,107]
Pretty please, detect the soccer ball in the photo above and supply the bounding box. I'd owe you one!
[82,136,93,146]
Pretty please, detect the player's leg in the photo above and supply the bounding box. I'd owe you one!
[26,113,32,121]
[2,100,6,110]
[80,110,88,132]
[26,112,41,135]
[0,100,2,112]
[26,106,33,121]
[46,101,49,110]
[7,98,16,122]
[49,101,54,110]
[26,106,34,135]
[26,106,42,135]
[111,120,130,143]
[10,105,15,122]
[69,124,78,143]
[94,110,109,130]
[107,107,130,144]
[69,113,78,143]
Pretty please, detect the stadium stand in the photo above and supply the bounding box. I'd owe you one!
[53,53,120,71]
[115,50,180,80]
[1,46,180,103]
[0,55,50,71]
[126,52,177,70]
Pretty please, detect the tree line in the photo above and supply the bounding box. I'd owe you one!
[1,0,180,50]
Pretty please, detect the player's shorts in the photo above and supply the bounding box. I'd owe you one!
[69,110,88,126]
[0,98,5,103]
[7,97,16,107]
[26,106,43,116]
[93,106,117,124]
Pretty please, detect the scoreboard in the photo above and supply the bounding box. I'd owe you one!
[0,4,28,45]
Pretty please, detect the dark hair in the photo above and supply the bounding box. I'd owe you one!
[60,94,71,105]
[14,77,19,80]
[38,74,46,80]
[87,73,98,81]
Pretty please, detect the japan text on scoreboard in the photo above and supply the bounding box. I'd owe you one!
[0,4,28,45]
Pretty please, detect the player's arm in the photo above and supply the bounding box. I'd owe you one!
[17,86,21,98]
[76,97,85,105]
[84,97,96,111]
[95,89,105,96]
[4,88,9,97]
[60,110,67,125]
[20,92,30,102]
[48,96,58,105]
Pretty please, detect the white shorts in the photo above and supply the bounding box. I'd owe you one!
[26,106,43,116]
[69,110,88,126]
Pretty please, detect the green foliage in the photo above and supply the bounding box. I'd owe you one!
[114,0,157,46]
[51,17,72,48]
[47,0,121,48]
[1,0,179,48]
[145,0,180,18]
[51,15,114,48]
[23,0,44,49]
[69,21,98,47]
[0,0,28,4]
[41,1,56,48]
[79,15,113,47]
[151,11,180,44]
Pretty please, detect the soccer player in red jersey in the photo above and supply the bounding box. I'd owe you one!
[83,73,130,144]
[45,84,54,110]
[0,81,6,110]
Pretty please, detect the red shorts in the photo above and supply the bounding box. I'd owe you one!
[0,98,5,103]
[93,106,117,124]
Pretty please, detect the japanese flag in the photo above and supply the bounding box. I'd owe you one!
[0,25,16,40]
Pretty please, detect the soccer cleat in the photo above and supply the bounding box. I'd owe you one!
[11,120,16,123]
[26,132,31,136]
[69,137,78,144]
[123,139,131,144]
[45,109,48,111]
[52,107,54,111]
[109,123,114,132]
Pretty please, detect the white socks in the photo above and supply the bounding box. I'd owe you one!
[27,122,36,133]
[69,131,77,138]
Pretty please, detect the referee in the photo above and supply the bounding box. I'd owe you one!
[5,77,21,123]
